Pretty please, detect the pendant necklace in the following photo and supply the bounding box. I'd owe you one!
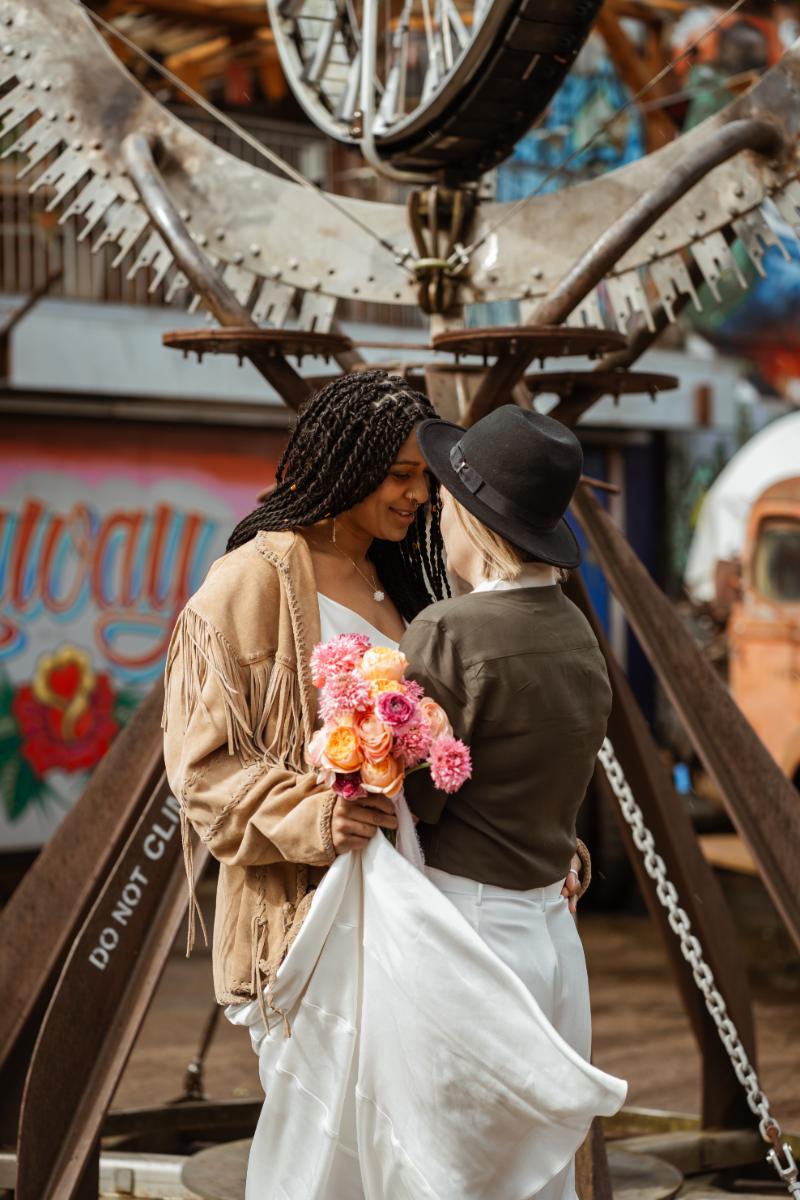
[330,540,385,603]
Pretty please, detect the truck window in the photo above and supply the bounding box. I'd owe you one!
[753,519,800,602]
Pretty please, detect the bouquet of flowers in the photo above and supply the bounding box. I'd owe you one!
[307,634,472,805]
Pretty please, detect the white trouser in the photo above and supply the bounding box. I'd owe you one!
[424,866,592,1200]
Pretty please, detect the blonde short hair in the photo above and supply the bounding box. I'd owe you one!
[451,497,528,581]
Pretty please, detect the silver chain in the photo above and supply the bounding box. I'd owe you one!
[597,737,800,1199]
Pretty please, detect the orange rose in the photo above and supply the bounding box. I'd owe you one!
[360,755,404,798]
[419,698,452,739]
[321,726,362,774]
[361,647,407,682]
[355,712,394,764]
[370,677,402,695]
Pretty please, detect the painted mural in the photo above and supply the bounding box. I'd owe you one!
[0,417,286,850]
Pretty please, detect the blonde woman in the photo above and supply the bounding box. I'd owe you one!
[400,405,612,1200]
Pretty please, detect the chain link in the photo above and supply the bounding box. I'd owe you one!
[597,738,800,1199]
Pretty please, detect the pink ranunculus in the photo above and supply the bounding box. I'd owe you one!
[332,772,367,800]
[319,671,374,723]
[419,697,452,739]
[375,689,419,732]
[354,712,394,764]
[393,718,433,767]
[311,634,372,688]
[430,735,472,794]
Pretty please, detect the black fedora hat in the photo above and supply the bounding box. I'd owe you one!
[417,406,583,569]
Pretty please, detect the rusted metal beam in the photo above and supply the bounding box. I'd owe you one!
[548,261,702,426]
[565,574,757,1128]
[121,132,312,412]
[0,685,165,1143]
[467,117,783,420]
[572,486,800,954]
[15,772,207,1200]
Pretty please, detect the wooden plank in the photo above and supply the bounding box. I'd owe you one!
[698,834,759,877]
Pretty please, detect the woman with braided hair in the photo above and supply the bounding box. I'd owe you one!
[162,369,604,1199]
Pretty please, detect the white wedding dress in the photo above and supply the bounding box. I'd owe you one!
[226,593,627,1199]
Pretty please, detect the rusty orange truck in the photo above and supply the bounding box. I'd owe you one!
[727,478,800,790]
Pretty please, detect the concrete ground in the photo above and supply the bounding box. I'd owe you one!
[113,882,800,1130]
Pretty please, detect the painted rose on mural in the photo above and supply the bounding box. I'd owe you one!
[12,647,120,775]
[0,646,140,823]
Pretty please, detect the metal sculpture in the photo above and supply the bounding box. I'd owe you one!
[1,1,799,1197]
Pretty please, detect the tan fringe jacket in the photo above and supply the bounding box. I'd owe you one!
[162,530,335,1022]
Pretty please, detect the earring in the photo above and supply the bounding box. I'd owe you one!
[332,517,337,544]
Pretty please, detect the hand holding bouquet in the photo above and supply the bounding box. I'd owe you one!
[307,635,472,810]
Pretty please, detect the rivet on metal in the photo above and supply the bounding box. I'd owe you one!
[20,47,29,58]
[180,209,191,221]
[215,228,225,241]
[64,111,75,122]
[250,244,261,256]
[73,139,83,151]
[733,183,745,198]
[196,234,208,247]
[695,208,706,220]
[532,266,543,280]
[655,228,666,239]
[312,279,321,290]
[289,258,299,270]
[41,80,51,91]
[3,44,14,54]
[233,251,243,264]
[90,139,101,150]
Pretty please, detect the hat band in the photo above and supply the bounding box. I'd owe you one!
[449,443,561,533]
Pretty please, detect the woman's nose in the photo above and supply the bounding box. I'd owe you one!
[406,475,429,504]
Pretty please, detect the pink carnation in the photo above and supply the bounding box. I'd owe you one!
[393,719,433,767]
[311,634,372,688]
[430,736,472,794]
[375,689,419,731]
[319,671,374,722]
[402,679,425,702]
[332,773,366,800]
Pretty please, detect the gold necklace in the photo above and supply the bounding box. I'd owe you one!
[330,541,385,603]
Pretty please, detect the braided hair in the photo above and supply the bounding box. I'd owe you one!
[227,370,449,621]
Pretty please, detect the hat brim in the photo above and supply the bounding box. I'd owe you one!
[417,418,582,570]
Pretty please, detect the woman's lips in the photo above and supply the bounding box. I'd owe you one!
[390,508,417,525]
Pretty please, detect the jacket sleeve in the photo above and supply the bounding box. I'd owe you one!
[399,616,477,825]
[162,606,336,869]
